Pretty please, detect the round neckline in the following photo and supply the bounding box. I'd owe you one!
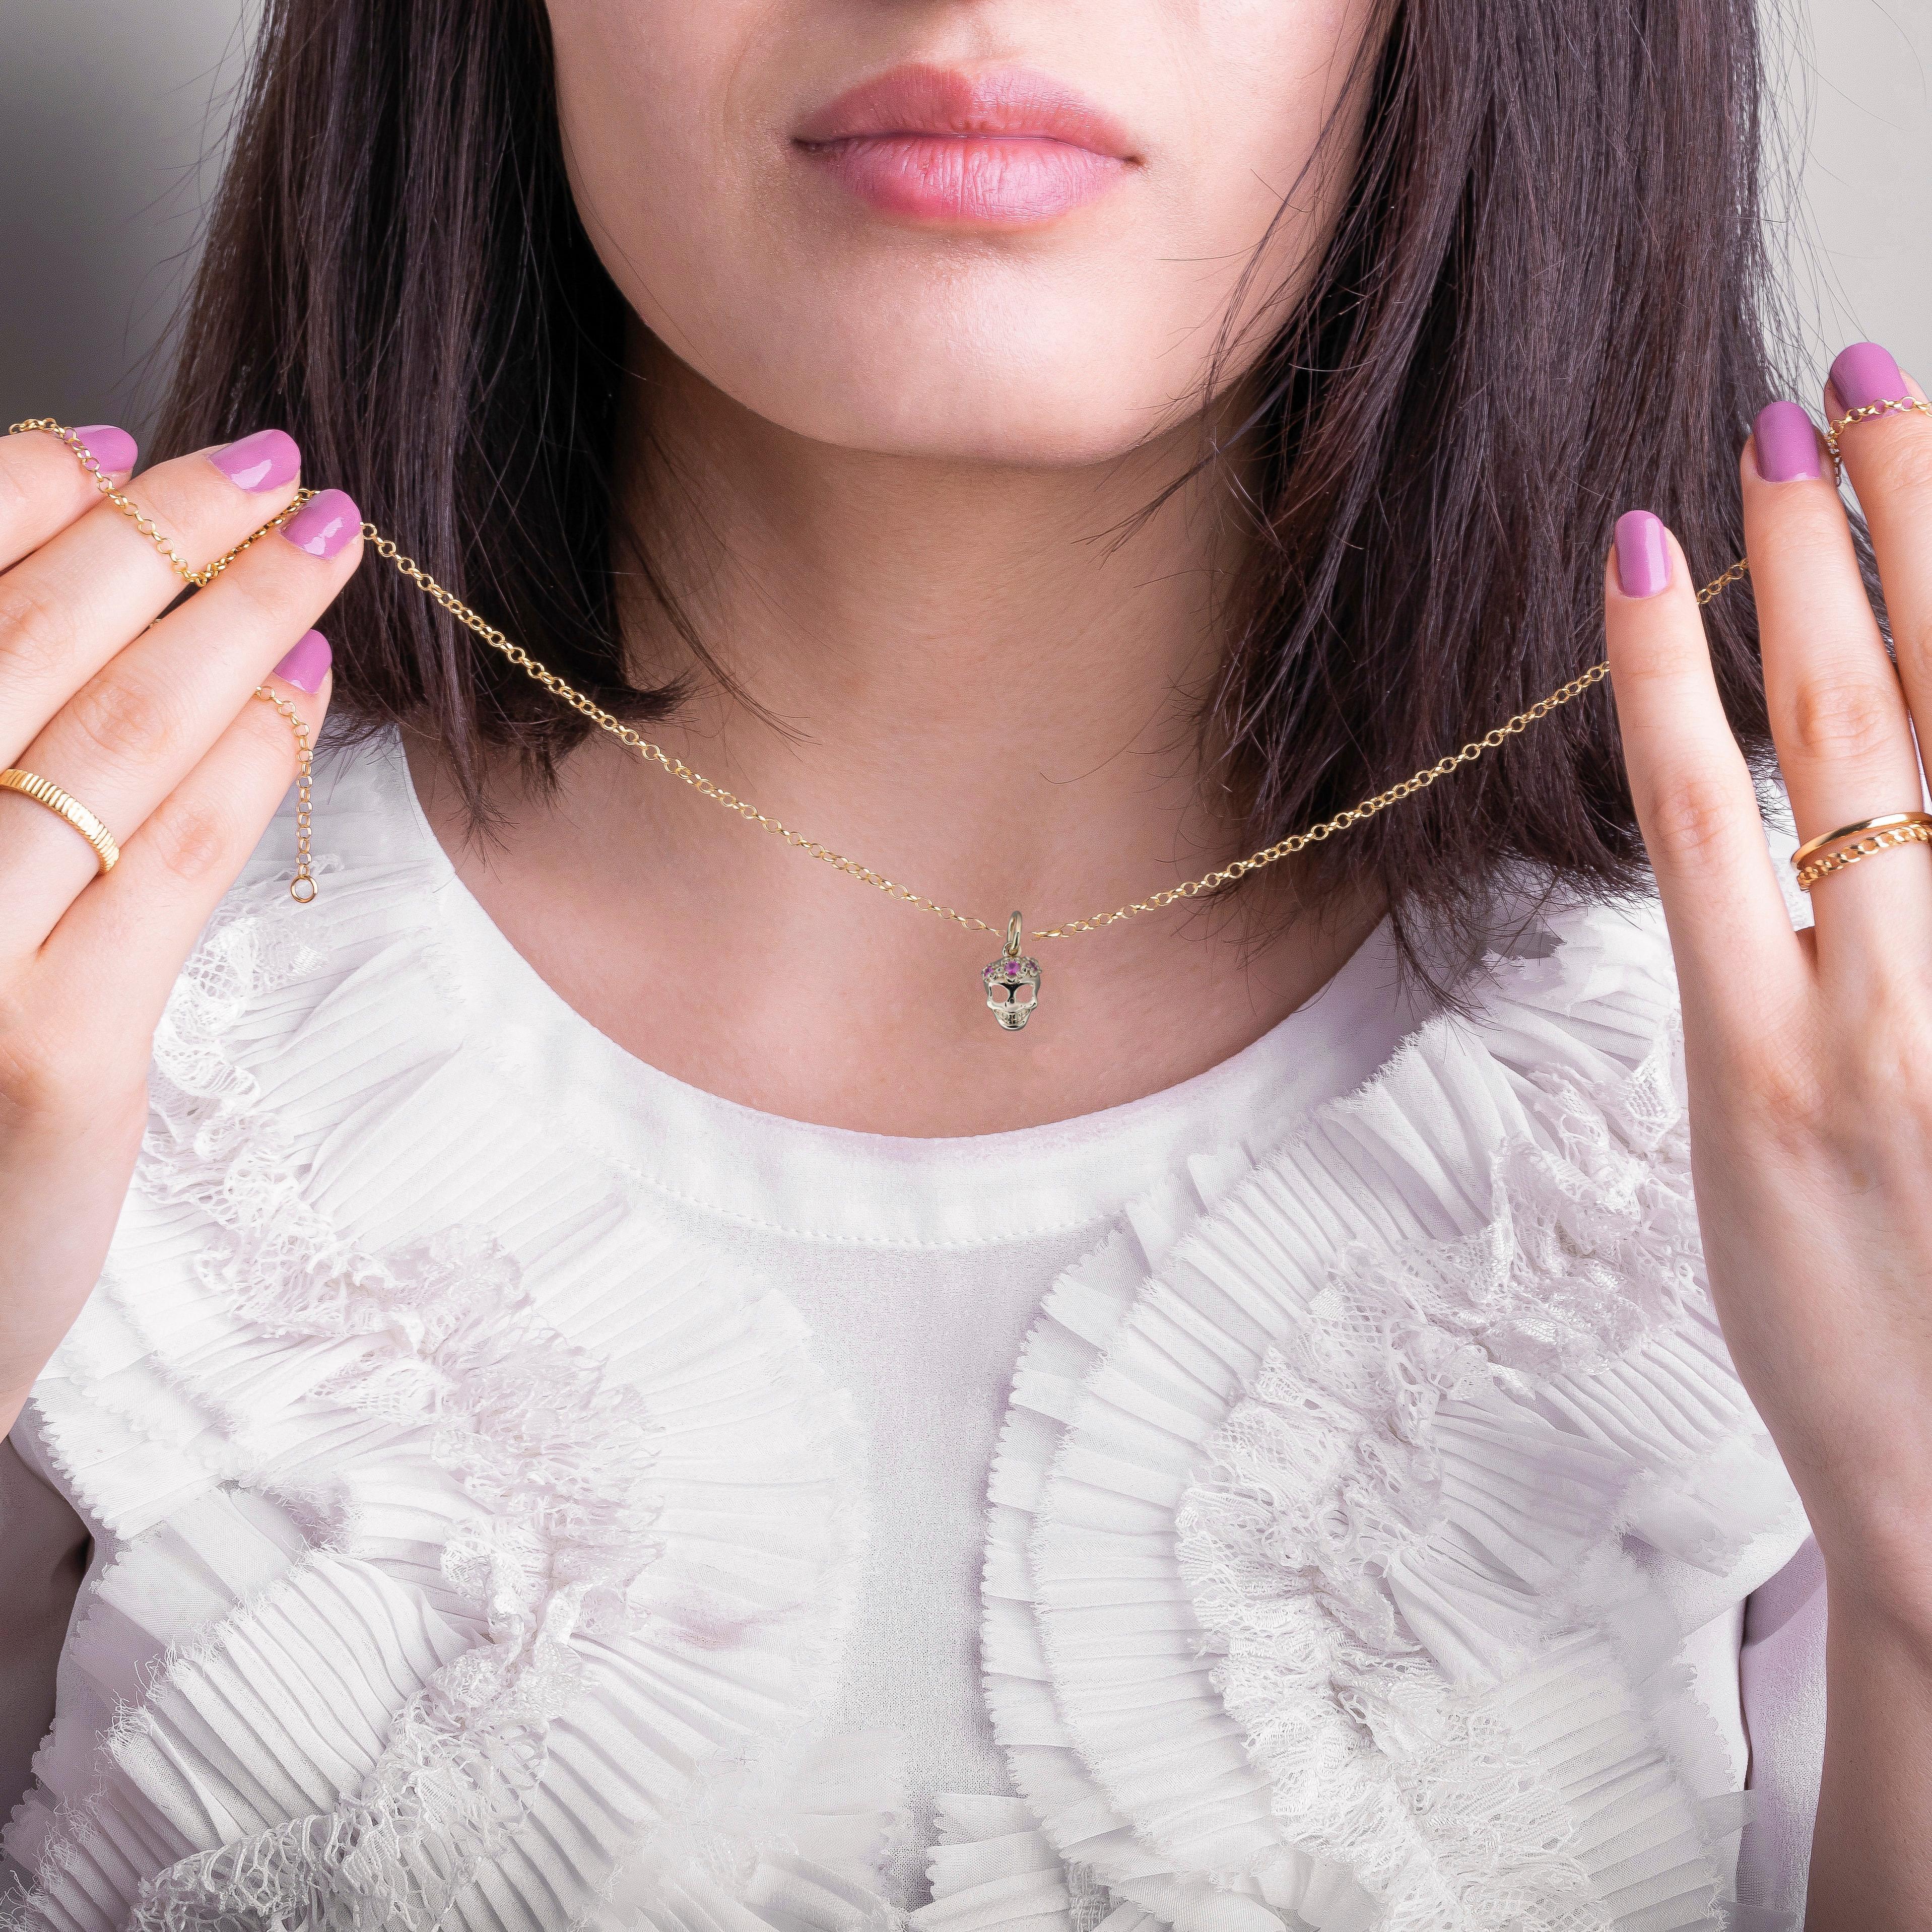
[372,729,1428,1247]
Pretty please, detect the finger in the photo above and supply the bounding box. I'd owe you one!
[1823,343,1932,762]
[1742,397,1932,971]
[36,655,332,1034]
[0,431,305,765]
[1605,510,1808,1031]
[0,423,139,573]
[0,488,357,948]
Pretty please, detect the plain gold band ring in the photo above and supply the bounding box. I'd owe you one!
[1789,811,1932,875]
[0,768,120,875]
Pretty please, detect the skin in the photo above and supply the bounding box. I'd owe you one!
[406,0,1385,1135]
[0,1,1926,1920]
[1604,376,1932,1926]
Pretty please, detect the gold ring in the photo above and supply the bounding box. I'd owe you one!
[1794,819,1932,893]
[0,768,120,875]
[1789,811,1932,875]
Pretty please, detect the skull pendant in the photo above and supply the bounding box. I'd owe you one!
[983,914,1041,1031]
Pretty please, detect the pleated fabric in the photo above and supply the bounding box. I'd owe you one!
[981,897,1812,1931]
[7,757,887,1932]
[4,733,1810,1931]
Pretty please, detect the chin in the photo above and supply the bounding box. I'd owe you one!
[636,269,1211,470]
[721,351,1197,470]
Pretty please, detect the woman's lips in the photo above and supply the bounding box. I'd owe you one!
[793,65,1138,228]
[808,135,1127,227]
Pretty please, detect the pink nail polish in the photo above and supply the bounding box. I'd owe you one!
[1830,342,1907,413]
[210,429,301,493]
[74,424,138,475]
[272,630,331,694]
[1753,401,1820,482]
[280,489,360,560]
[1614,510,1673,598]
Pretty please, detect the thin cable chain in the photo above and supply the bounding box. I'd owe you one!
[11,420,316,899]
[30,411,1867,938]
[363,521,1749,942]
[1823,394,1932,482]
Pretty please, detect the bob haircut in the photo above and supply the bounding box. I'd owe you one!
[158,0,1814,961]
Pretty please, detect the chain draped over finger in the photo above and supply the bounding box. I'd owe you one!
[7,420,1765,952]
[0,425,349,955]
[1607,347,1932,1042]
[1740,354,1932,981]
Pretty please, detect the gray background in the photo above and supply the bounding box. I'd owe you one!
[2,0,1928,442]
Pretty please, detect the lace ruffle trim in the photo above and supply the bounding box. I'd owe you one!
[984,910,1808,1932]
[12,858,877,1931]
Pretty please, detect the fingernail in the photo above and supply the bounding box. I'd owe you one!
[271,629,331,694]
[74,424,137,475]
[209,428,301,493]
[1752,401,1821,482]
[1830,341,1906,412]
[279,489,360,560]
[1614,509,1673,598]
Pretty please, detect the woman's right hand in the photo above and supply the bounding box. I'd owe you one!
[0,426,360,1435]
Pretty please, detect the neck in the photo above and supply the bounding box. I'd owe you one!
[410,340,1384,1133]
[616,335,1242,908]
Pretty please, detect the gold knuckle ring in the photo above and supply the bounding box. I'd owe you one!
[0,767,121,875]
[1790,811,1932,892]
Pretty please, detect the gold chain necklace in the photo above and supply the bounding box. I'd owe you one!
[15,417,1757,1030]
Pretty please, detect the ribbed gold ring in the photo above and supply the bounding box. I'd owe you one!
[1789,811,1932,875]
[0,768,120,874]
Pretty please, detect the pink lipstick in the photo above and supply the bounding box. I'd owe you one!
[794,65,1138,229]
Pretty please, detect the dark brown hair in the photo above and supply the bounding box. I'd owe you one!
[158,0,1800,949]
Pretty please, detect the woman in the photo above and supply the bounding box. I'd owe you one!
[1,0,1928,1923]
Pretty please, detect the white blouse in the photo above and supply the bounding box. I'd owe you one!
[4,729,1826,1931]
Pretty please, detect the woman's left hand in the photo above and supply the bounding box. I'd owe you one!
[1604,340,1932,1931]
